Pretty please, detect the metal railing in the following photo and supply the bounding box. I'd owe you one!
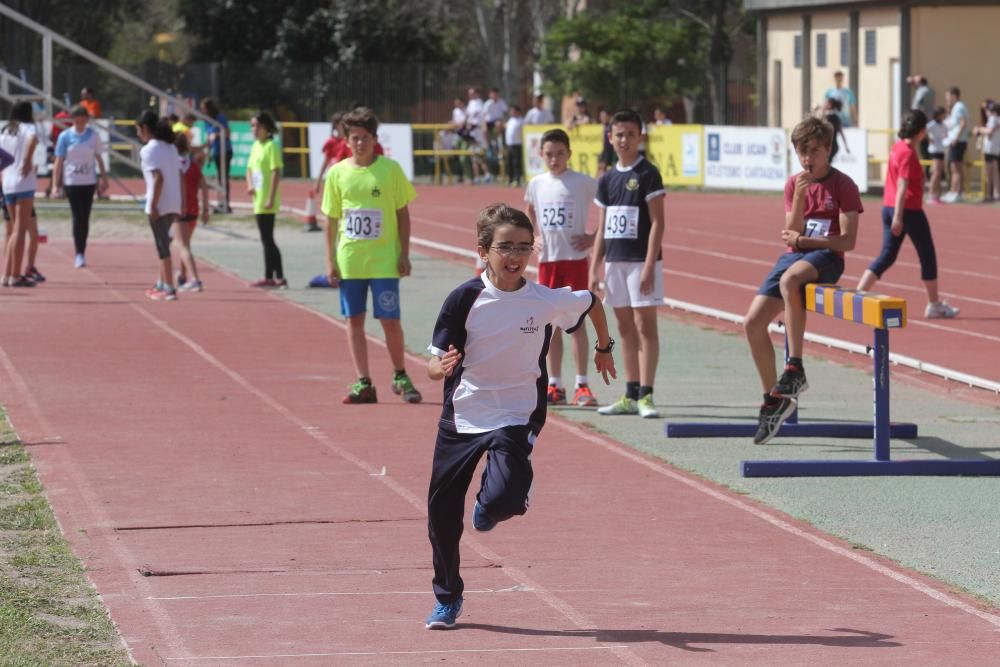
[0,3,228,200]
[411,123,506,184]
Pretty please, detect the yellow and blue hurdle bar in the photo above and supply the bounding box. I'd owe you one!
[666,284,1000,477]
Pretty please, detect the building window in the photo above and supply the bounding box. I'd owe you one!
[794,34,802,68]
[816,33,827,68]
[840,31,849,66]
[864,29,876,65]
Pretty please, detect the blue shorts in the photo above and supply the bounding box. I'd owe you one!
[3,191,34,206]
[758,250,844,299]
[340,278,401,319]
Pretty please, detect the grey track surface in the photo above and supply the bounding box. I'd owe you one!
[195,225,1000,607]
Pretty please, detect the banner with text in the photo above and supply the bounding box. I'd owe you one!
[646,124,704,186]
[308,122,414,182]
[200,121,280,179]
[523,123,606,179]
[704,126,788,191]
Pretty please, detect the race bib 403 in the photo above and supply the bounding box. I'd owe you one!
[604,205,639,239]
[343,208,383,240]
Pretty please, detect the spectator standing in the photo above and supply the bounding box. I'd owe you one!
[567,96,592,129]
[246,112,287,289]
[941,86,970,203]
[504,105,524,187]
[820,98,848,162]
[926,107,948,204]
[314,111,345,194]
[825,71,857,127]
[857,110,958,320]
[975,100,1000,202]
[465,88,489,183]
[652,107,672,126]
[79,87,102,119]
[524,94,554,125]
[136,110,182,301]
[200,97,233,213]
[52,105,109,268]
[1,101,40,287]
[909,75,935,163]
[483,87,508,169]
[598,109,615,175]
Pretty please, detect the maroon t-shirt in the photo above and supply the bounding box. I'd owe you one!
[784,167,863,257]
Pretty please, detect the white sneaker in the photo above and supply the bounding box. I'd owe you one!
[925,301,960,319]
[74,254,86,268]
[597,396,638,416]
[940,192,958,204]
[637,395,660,419]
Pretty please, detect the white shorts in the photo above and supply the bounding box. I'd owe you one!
[603,261,664,309]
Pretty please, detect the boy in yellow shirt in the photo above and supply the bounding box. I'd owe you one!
[322,107,422,404]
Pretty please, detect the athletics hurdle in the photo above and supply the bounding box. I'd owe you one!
[666,284,1000,477]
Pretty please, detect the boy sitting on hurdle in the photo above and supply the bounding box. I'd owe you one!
[744,116,863,445]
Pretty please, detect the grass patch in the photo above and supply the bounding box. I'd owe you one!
[0,412,131,666]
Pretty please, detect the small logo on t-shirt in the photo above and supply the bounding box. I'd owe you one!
[371,186,381,198]
[824,195,834,210]
[520,316,539,334]
[625,176,639,192]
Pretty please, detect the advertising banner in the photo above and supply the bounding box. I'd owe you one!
[308,122,414,182]
[201,121,279,179]
[831,127,868,192]
[646,124,704,186]
[523,123,606,179]
[704,126,787,191]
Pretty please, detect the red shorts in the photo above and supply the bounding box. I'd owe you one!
[538,258,589,291]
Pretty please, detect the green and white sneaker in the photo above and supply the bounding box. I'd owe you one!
[391,372,423,404]
[637,395,659,419]
[597,396,638,416]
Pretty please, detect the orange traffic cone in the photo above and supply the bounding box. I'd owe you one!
[304,193,321,232]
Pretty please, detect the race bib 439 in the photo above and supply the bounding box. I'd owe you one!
[604,205,639,239]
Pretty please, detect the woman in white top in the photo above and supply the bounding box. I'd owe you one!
[53,105,109,268]
[974,100,1000,201]
[0,101,40,287]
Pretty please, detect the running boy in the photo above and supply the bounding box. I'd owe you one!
[589,109,666,418]
[322,107,422,404]
[424,203,616,629]
[525,128,600,407]
[744,116,862,445]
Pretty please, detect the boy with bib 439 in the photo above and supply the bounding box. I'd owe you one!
[322,107,422,404]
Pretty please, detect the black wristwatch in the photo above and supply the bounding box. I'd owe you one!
[595,337,615,354]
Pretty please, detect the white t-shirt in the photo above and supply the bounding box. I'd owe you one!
[0,123,38,195]
[54,127,105,186]
[927,121,947,154]
[524,107,554,125]
[429,273,594,434]
[450,107,466,126]
[465,98,486,145]
[947,101,971,143]
[140,139,182,216]
[504,117,524,146]
[983,115,1000,156]
[525,169,598,263]
[483,98,508,124]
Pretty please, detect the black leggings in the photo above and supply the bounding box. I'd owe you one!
[868,206,938,280]
[66,184,96,254]
[255,213,284,280]
[213,150,233,208]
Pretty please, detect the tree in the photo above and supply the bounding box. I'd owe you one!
[541,1,705,114]
[541,0,749,122]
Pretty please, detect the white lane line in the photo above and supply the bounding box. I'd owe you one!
[410,235,1000,392]
[164,645,629,661]
[149,587,532,601]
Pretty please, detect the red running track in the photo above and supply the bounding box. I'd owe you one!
[0,241,998,664]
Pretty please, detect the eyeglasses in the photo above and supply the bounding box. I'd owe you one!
[490,244,534,257]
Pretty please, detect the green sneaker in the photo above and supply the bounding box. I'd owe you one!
[637,394,659,419]
[597,395,638,416]
[343,378,377,404]
[391,373,423,404]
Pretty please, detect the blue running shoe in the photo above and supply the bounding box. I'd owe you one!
[472,501,497,532]
[425,597,463,629]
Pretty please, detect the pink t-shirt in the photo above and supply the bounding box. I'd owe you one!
[883,140,924,210]
[784,168,863,257]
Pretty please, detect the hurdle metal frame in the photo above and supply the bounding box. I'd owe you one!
[664,287,1000,477]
